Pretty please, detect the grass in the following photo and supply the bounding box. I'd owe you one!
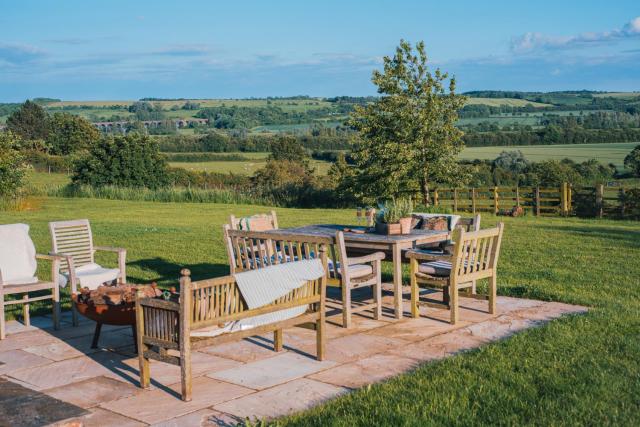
[460,142,639,170]
[169,158,333,175]
[465,98,551,108]
[0,197,638,424]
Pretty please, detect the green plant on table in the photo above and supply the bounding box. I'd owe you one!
[377,197,413,223]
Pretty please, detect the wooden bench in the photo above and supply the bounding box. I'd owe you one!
[136,250,329,401]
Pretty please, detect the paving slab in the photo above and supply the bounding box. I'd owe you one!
[45,375,139,409]
[101,376,253,424]
[367,316,470,342]
[49,407,146,427]
[511,301,588,321]
[199,337,286,363]
[214,378,346,421]
[151,408,244,427]
[309,353,419,389]
[0,329,59,352]
[0,349,54,376]
[305,332,407,364]
[389,328,488,362]
[209,352,336,390]
[464,314,540,341]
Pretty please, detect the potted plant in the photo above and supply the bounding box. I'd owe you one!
[375,198,414,235]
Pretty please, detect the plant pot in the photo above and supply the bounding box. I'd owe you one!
[375,221,402,235]
[399,217,412,234]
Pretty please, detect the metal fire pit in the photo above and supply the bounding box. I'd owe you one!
[72,283,162,351]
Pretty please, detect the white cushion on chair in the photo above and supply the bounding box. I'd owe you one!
[328,259,373,279]
[0,223,38,285]
[59,263,120,290]
[418,261,452,277]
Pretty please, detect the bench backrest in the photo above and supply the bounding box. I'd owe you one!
[228,211,278,231]
[49,219,94,272]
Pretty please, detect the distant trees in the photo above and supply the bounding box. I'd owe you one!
[268,135,308,162]
[72,133,169,189]
[6,100,50,140]
[624,145,640,177]
[0,132,27,199]
[348,40,467,204]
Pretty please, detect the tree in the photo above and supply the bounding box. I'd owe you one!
[6,100,49,140]
[268,135,308,162]
[47,112,100,155]
[72,133,169,189]
[624,145,640,177]
[0,132,27,199]
[348,40,467,204]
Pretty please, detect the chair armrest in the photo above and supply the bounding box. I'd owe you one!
[405,249,453,262]
[347,251,386,265]
[94,246,126,254]
[36,253,64,262]
[49,251,78,293]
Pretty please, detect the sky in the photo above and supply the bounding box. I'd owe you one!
[1,0,639,101]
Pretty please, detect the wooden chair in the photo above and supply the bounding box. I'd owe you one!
[457,214,481,233]
[406,223,504,324]
[137,263,329,400]
[0,223,61,339]
[327,231,384,328]
[229,210,278,231]
[49,219,126,325]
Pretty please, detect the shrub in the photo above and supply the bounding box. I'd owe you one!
[46,112,100,155]
[0,132,28,199]
[72,133,169,189]
[624,145,640,177]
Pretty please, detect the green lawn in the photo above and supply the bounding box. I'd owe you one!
[461,142,639,170]
[0,197,639,424]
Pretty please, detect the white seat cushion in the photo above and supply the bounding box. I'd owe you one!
[328,259,373,279]
[5,276,39,285]
[60,263,120,290]
[0,223,38,285]
[418,261,452,277]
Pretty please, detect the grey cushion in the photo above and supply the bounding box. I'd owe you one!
[418,260,452,277]
[328,260,373,279]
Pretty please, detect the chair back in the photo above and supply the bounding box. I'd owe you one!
[229,211,278,231]
[457,214,481,232]
[450,223,504,283]
[0,223,37,284]
[223,227,331,274]
[49,219,94,272]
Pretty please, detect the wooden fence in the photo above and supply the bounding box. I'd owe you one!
[427,183,637,219]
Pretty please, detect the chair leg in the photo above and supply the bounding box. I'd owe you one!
[342,283,351,328]
[374,261,382,320]
[489,275,497,315]
[449,282,459,325]
[410,259,419,318]
[71,302,79,327]
[181,356,192,402]
[443,285,450,306]
[22,294,30,327]
[316,317,325,361]
[52,286,61,331]
[274,329,283,352]
[0,294,5,340]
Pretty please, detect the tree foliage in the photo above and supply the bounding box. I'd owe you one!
[624,145,640,177]
[348,40,467,204]
[0,132,27,198]
[47,112,100,155]
[6,100,49,140]
[268,135,309,162]
[72,133,169,189]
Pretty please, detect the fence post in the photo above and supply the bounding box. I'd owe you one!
[493,186,499,214]
[433,189,439,207]
[471,188,476,214]
[596,184,604,218]
[535,186,540,216]
[515,186,520,207]
[620,188,626,217]
[560,183,567,216]
[453,189,458,212]
[568,183,572,214]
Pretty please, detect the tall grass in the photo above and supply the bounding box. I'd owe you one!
[47,184,274,206]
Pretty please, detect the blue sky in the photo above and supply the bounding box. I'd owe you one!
[1,0,638,101]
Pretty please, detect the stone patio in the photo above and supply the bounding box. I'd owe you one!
[0,291,587,426]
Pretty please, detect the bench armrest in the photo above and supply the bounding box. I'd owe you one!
[405,249,453,262]
[347,252,386,265]
[94,246,126,254]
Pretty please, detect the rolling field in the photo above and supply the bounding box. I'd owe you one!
[461,142,639,169]
[0,197,638,425]
[170,157,333,175]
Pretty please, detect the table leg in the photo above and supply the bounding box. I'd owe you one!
[131,323,138,353]
[392,244,403,319]
[91,322,102,349]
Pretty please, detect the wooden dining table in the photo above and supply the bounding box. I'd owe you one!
[264,224,450,319]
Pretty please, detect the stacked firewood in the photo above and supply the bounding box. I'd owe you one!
[76,283,163,306]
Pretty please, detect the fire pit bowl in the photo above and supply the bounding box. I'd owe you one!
[72,283,163,350]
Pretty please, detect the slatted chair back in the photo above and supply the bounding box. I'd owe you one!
[450,223,504,285]
[457,214,481,232]
[228,210,278,231]
[223,227,331,275]
[49,219,94,272]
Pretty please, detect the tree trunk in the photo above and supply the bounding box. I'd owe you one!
[421,176,431,206]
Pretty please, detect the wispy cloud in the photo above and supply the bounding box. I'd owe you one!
[45,38,88,45]
[151,44,213,57]
[0,43,46,65]
[510,16,640,54]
